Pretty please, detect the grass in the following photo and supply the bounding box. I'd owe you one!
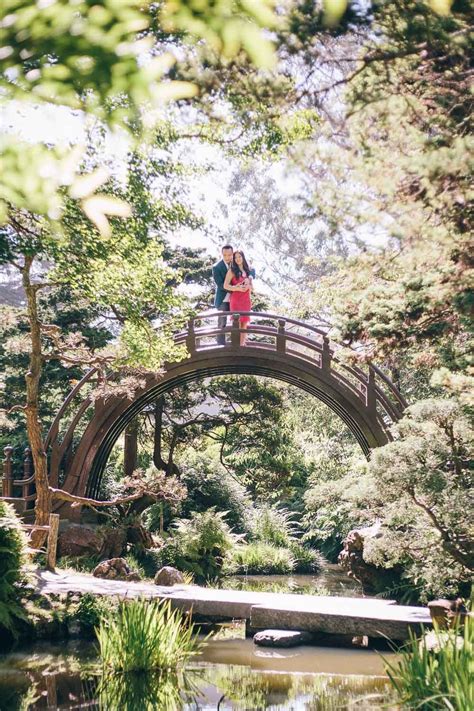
[97,598,202,672]
[384,619,473,710]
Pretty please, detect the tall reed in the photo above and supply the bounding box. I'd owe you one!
[97,598,202,672]
[384,619,473,710]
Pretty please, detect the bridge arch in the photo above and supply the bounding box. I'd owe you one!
[45,312,407,509]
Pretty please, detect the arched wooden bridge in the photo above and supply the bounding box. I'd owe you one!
[3,312,407,515]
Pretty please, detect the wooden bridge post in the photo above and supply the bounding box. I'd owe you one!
[277,320,286,353]
[46,513,60,571]
[231,314,240,348]
[185,318,196,355]
[2,446,14,498]
[22,447,32,499]
[321,337,331,371]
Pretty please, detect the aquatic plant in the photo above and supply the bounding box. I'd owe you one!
[289,541,324,574]
[97,598,202,672]
[385,619,473,710]
[0,501,29,641]
[229,541,296,575]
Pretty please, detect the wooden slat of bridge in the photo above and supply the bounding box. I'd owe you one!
[35,570,431,641]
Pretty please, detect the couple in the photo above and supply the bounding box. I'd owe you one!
[212,244,255,346]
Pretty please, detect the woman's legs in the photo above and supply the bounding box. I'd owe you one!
[240,320,248,346]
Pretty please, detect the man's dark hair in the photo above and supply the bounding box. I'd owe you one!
[222,244,233,252]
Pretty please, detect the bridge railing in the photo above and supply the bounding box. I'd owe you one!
[175,310,407,427]
[1,446,35,510]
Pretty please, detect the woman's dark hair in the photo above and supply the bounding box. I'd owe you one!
[231,250,250,279]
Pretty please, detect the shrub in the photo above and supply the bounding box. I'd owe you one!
[385,620,473,710]
[289,542,324,574]
[157,508,242,582]
[250,506,298,547]
[71,593,113,634]
[229,542,295,575]
[177,450,254,533]
[0,501,29,640]
[97,598,201,672]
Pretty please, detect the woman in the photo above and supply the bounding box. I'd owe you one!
[224,249,253,346]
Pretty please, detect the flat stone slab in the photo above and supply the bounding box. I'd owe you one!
[34,569,432,641]
[253,629,313,647]
[249,600,431,640]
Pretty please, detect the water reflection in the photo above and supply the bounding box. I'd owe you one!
[222,568,363,597]
[0,639,394,710]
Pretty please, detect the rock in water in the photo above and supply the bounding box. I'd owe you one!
[428,598,468,629]
[338,522,400,595]
[253,629,312,648]
[92,557,141,581]
[154,566,184,586]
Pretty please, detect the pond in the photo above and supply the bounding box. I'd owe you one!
[220,565,363,597]
[0,632,396,710]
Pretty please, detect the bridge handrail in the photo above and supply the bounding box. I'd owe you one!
[187,309,330,338]
[187,310,407,401]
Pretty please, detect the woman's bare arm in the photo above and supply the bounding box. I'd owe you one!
[224,269,244,292]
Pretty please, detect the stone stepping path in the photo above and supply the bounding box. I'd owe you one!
[34,569,432,641]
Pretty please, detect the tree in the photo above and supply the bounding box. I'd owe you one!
[135,376,306,502]
[0,160,192,544]
[366,398,473,599]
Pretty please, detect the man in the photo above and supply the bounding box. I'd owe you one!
[212,244,255,345]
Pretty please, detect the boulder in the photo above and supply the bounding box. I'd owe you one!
[154,566,184,586]
[338,523,399,595]
[253,629,313,648]
[92,557,141,582]
[422,630,464,653]
[58,525,103,558]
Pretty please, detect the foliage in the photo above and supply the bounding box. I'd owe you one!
[152,375,309,503]
[56,555,101,574]
[385,620,474,710]
[0,286,114,452]
[289,542,324,574]
[250,505,298,547]
[366,398,473,600]
[97,597,201,672]
[229,541,296,575]
[70,592,114,635]
[0,501,29,640]
[173,449,254,533]
[0,0,281,225]
[156,508,242,582]
[292,0,472,379]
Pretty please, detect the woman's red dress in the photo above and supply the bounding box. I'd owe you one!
[230,272,251,324]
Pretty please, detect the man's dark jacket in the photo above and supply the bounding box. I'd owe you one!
[212,260,256,307]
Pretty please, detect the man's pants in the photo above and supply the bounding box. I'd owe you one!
[217,302,230,345]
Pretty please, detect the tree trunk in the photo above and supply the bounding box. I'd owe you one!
[153,398,167,471]
[23,256,51,549]
[124,418,138,477]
